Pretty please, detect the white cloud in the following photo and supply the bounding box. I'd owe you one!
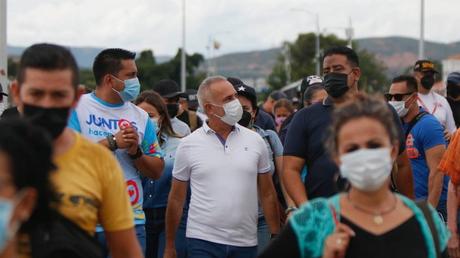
[6,0,460,56]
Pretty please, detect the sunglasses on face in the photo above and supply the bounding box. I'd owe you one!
[384,92,414,101]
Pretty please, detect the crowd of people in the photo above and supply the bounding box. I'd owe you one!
[0,42,460,258]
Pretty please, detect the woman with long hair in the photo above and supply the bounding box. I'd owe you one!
[135,91,188,258]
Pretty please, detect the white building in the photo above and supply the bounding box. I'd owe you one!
[442,54,460,83]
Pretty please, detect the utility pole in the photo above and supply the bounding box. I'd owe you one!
[180,0,186,92]
[314,13,320,76]
[0,0,8,95]
[346,17,354,49]
[419,0,425,59]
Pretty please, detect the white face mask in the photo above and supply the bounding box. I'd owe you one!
[150,117,160,134]
[212,99,243,126]
[339,148,393,192]
[389,101,409,117]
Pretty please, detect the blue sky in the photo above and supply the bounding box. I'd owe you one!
[7,0,460,57]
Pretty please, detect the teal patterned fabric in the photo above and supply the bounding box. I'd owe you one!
[289,194,449,258]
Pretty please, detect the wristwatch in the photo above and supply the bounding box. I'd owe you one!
[106,134,118,151]
[285,206,297,215]
[129,146,143,160]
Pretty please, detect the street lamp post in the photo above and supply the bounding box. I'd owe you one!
[180,0,186,92]
[0,0,7,95]
[419,0,425,59]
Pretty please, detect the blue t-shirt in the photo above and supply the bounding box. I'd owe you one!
[284,98,406,199]
[404,112,448,201]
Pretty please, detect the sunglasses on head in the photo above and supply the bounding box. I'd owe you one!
[384,92,414,101]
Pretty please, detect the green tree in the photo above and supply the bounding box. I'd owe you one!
[268,32,388,93]
[136,48,206,91]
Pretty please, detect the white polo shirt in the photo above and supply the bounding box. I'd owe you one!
[173,122,271,246]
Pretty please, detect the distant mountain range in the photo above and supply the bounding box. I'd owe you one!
[8,36,460,79]
[6,45,171,67]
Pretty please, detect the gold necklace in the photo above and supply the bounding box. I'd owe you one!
[346,194,398,225]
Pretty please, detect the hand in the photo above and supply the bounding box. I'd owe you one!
[115,127,139,151]
[444,129,452,142]
[448,234,460,258]
[323,223,355,258]
[163,247,177,258]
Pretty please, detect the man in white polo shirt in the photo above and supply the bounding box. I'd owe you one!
[164,76,280,258]
[414,60,456,139]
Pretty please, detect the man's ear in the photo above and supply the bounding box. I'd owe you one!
[10,80,23,113]
[352,67,361,81]
[72,85,86,108]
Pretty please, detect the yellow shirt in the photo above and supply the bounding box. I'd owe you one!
[52,132,134,234]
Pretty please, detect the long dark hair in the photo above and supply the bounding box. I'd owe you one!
[0,118,56,231]
[134,90,180,144]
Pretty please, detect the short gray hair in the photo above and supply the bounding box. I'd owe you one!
[197,75,227,110]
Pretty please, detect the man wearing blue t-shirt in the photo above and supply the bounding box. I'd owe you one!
[68,48,164,256]
[387,75,448,217]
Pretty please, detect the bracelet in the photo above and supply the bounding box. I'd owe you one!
[129,146,143,160]
[285,206,297,215]
[106,134,118,151]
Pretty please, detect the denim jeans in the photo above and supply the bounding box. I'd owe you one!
[144,207,188,258]
[187,238,257,258]
[257,217,270,254]
[95,224,146,258]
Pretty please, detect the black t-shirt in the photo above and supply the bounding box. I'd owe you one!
[255,109,277,131]
[447,97,460,128]
[283,97,406,199]
[258,216,447,258]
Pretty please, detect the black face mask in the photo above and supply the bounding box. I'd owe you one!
[238,110,253,128]
[323,72,349,98]
[421,75,435,90]
[166,103,179,118]
[23,104,70,139]
[447,84,460,99]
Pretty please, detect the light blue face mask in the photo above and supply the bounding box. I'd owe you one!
[112,76,141,102]
[0,197,15,253]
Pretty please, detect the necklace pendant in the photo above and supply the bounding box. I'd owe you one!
[374,215,384,225]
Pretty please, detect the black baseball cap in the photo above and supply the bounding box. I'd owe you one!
[152,79,186,99]
[269,90,287,101]
[447,72,460,85]
[414,60,439,74]
[227,77,257,109]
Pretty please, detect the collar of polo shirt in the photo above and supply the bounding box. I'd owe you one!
[202,121,240,134]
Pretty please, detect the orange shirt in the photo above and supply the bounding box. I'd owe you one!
[439,129,460,185]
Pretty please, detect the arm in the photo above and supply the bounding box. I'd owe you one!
[106,228,144,258]
[258,173,281,235]
[132,154,164,179]
[448,181,460,258]
[275,156,296,211]
[282,156,308,206]
[426,144,446,207]
[164,179,188,258]
[395,151,415,199]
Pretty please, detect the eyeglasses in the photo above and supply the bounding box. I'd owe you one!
[384,92,414,101]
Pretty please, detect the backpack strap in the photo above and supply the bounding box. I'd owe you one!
[416,201,441,258]
[405,111,428,138]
